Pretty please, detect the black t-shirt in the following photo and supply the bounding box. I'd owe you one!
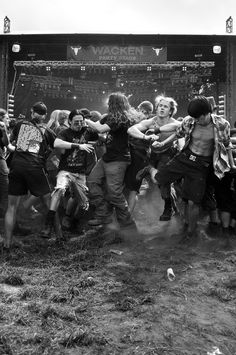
[11,121,56,168]
[101,114,131,162]
[58,127,98,174]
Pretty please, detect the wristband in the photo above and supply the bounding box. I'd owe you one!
[71,143,80,149]
[154,127,161,134]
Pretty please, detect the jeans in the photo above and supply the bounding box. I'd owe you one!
[87,159,132,223]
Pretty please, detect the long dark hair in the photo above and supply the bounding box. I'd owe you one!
[107,92,133,126]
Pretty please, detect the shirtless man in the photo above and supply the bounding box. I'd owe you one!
[149,96,232,241]
[127,95,179,221]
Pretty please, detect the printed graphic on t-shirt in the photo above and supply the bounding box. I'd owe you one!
[66,137,85,167]
[16,124,44,154]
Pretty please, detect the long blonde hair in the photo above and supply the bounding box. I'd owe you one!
[47,110,69,132]
[47,110,61,132]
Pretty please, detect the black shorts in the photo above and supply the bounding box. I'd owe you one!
[156,148,211,204]
[8,162,51,197]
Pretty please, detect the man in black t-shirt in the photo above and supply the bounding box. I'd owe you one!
[4,103,88,249]
[41,109,98,236]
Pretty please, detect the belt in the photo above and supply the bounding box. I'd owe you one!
[183,148,212,163]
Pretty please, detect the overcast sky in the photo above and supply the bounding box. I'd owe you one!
[0,0,235,35]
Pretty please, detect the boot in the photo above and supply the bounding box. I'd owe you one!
[159,198,172,221]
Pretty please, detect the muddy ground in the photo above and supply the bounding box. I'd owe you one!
[0,185,236,355]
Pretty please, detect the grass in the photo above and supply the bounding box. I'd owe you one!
[0,206,236,354]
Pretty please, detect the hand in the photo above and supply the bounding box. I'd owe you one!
[144,134,159,142]
[79,143,94,153]
[152,141,164,148]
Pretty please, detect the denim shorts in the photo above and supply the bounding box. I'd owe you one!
[54,170,88,209]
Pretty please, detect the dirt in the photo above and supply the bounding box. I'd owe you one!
[0,185,236,355]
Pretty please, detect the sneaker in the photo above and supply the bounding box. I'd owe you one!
[136,166,151,181]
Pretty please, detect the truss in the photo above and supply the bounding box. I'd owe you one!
[14,60,215,69]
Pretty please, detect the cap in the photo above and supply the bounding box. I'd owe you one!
[32,102,47,115]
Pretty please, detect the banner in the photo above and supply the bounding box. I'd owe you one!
[67,45,167,63]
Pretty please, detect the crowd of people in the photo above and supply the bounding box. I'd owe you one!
[0,92,236,251]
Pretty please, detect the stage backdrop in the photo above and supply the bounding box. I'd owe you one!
[67,45,167,63]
